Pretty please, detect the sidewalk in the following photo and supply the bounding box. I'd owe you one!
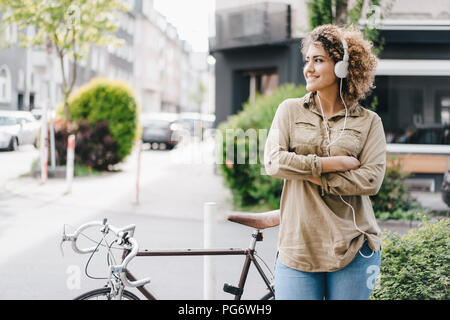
[4,139,234,222]
[410,191,449,212]
[5,139,447,234]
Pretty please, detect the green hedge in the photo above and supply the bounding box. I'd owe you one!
[371,155,424,219]
[372,218,450,300]
[66,78,139,162]
[217,84,308,210]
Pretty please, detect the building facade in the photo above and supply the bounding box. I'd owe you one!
[0,2,136,113]
[0,0,211,118]
[369,0,450,189]
[133,0,164,113]
[209,0,450,188]
[0,19,43,111]
[210,0,306,127]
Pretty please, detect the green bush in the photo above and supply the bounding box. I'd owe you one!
[371,155,425,220]
[66,77,139,162]
[217,84,307,210]
[74,119,120,170]
[375,208,425,221]
[48,119,120,171]
[371,218,450,300]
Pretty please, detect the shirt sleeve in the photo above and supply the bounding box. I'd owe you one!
[264,100,323,180]
[319,114,386,196]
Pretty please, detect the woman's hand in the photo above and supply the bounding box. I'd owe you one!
[321,156,360,173]
[307,176,321,186]
[307,156,360,186]
[338,156,361,171]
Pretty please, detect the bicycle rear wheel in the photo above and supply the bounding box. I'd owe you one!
[74,287,140,300]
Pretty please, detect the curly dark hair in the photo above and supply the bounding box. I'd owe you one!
[301,24,378,106]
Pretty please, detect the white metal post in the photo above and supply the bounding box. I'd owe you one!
[49,107,56,170]
[66,134,75,193]
[40,103,48,183]
[203,202,217,300]
[136,140,142,204]
[46,42,56,171]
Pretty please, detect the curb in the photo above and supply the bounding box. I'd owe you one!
[376,218,421,230]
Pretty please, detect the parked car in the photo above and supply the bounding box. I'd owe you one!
[179,112,216,139]
[442,170,450,207]
[141,113,182,150]
[0,110,40,151]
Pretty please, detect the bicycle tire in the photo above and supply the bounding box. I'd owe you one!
[74,287,140,300]
[260,291,274,300]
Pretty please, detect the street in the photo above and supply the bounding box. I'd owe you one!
[0,145,39,187]
[0,140,439,300]
[0,141,279,300]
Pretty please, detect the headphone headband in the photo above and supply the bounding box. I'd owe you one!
[342,38,348,62]
[334,36,349,78]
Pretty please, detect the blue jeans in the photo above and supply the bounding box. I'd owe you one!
[274,241,381,300]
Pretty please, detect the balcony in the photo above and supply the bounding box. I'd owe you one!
[209,2,292,52]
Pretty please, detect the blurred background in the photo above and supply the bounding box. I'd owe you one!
[0,0,449,300]
[0,0,448,188]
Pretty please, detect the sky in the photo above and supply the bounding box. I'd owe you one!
[153,0,215,53]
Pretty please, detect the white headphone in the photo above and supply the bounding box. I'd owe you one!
[334,38,349,79]
[317,36,375,259]
[318,36,349,150]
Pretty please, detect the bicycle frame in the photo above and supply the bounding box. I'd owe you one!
[121,230,275,300]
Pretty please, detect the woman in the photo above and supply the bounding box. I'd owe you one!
[264,24,386,300]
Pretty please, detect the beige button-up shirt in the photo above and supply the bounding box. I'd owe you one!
[264,92,386,272]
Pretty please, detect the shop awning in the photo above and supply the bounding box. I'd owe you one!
[376,59,450,76]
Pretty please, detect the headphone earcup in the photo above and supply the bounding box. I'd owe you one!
[334,61,348,78]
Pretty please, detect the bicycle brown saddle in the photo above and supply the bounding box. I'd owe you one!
[227,210,280,229]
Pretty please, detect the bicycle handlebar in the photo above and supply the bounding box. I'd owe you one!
[113,237,151,288]
[62,220,151,288]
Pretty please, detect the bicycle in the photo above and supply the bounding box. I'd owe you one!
[61,212,279,300]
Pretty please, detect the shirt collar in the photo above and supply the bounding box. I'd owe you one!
[302,91,362,118]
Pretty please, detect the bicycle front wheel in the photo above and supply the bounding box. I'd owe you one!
[260,291,274,300]
[74,287,140,300]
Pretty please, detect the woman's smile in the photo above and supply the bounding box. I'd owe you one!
[306,75,320,81]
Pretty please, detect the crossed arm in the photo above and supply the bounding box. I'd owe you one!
[306,156,360,185]
[264,103,386,197]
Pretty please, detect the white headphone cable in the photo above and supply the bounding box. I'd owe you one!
[316,80,348,153]
[317,78,374,259]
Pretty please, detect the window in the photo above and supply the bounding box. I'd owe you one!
[143,0,152,18]
[0,116,17,126]
[30,72,35,91]
[18,69,25,91]
[378,76,450,145]
[243,68,278,104]
[0,66,12,103]
[435,90,450,127]
[441,97,450,125]
[99,51,106,72]
[5,24,18,44]
[91,48,99,71]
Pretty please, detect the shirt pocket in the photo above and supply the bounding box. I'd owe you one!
[291,120,320,155]
[330,127,364,157]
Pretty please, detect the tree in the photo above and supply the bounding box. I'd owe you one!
[307,0,333,28]
[307,0,396,54]
[0,0,129,122]
[0,13,5,48]
[189,82,207,113]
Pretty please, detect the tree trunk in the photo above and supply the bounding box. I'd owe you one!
[335,0,349,27]
[64,94,70,125]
